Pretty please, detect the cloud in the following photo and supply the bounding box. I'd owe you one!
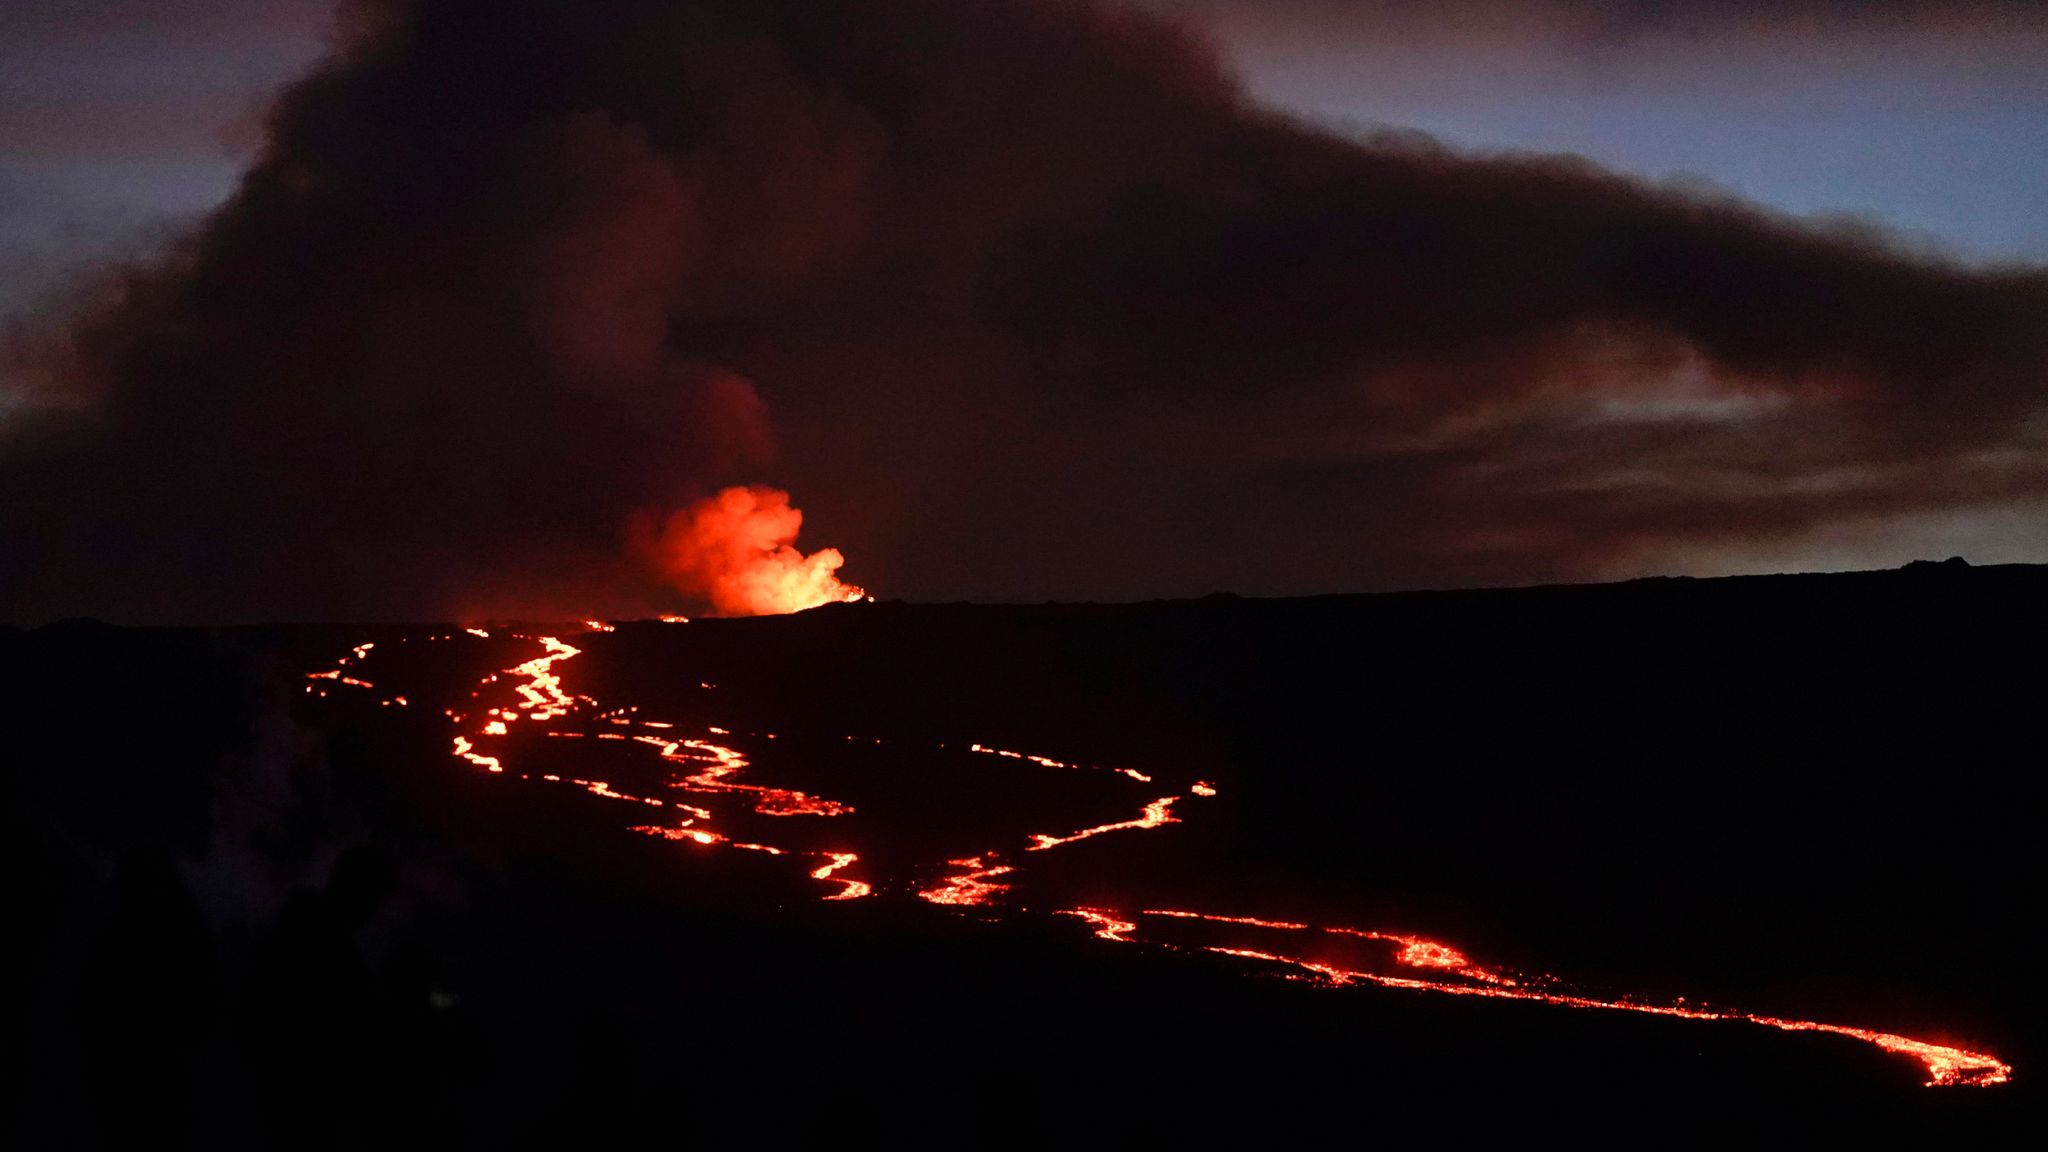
[3,0,2043,620]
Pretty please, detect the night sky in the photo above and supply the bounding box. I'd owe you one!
[3,0,2045,622]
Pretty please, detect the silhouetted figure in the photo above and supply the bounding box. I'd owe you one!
[77,847,214,1151]
[243,846,397,1150]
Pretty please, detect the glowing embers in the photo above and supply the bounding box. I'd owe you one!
[1027,796,1180,851]
[304,641,377,694]
[918,855,1017,907]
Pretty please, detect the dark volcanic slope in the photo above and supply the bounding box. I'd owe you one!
[9,562,2039,1144]
[584,561,2038,1055]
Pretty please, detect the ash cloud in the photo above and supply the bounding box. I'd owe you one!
[4,0,2045,620]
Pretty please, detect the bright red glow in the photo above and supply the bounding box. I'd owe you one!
[1027,796,1180,851]
[507,636,579,720]
[967,741,1154,782]
[1324,926,1515,985]
[811,852,872,901]
[1205,946,1292,964]
[1060,908,1138,942]
[1099,908,2007,1087]
[319,632,2013,1091]
[304,642,379,695]
[1143,909,1308,931]
[918,855,1016,906]
[661,737,854,817]
[450,735,502,773]
[635,824,722,846]
[642,486,863,616]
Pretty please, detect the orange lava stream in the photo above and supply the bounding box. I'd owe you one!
[1027,796,1180,851]
[1059,908,1138,942]
[659,738,854,817]
[508,637,580,720]
[811,852,871,901]
[1074,907,2008,1087]
[968,743,1154,783]
[303,641,410,703]
[1323,926,1516,986]
[917,855,1017,907]
[634,824,722,846]
[312,629,2012,1090]
[1143,909,1309,931]
[425,629,871,901]
[450,735,502,774]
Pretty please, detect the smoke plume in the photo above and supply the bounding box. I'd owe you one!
[639,486,862,616]
[2,0,2045,620]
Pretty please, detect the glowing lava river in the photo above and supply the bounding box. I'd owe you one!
[306,625,2012,1089]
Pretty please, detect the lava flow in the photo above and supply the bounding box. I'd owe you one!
[811,853,872,901]
[1089,909,2007,1087]
[918,855,1016,907]
[1027,796,1180,851]
[307,627,2014,1090]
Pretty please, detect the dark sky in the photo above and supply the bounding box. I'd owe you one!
[2,0,2045,622]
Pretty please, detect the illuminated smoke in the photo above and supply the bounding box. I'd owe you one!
[6,0,2048,621]
[640,486,864,616]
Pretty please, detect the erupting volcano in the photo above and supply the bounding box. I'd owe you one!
[8,0,2042,1140]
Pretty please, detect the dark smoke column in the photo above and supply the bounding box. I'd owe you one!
[4,0,2045,622]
